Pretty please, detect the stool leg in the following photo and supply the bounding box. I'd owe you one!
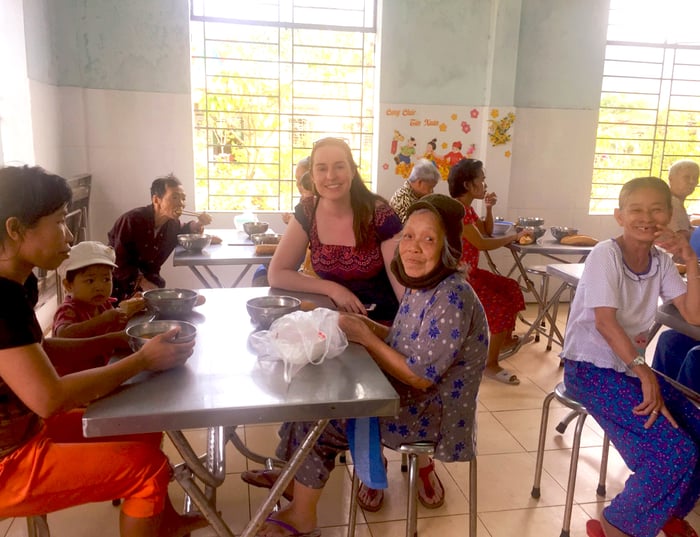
[596,433,610,497]
[560,412,587,537]
[531,390,556,498]
[555,410,579,434]
[339,451,347,464]
[469,457,477,537]
[401,452,408,472]
[406,453,419,537]
[347,468,360,537]
[27,515,49,537]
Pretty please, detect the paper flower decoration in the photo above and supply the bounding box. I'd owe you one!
[461,121,471,134]
[439,123,447,132]
[505,150,512,158]
[490,109,500,118]
[451,113,458,120]
[383,163,389,170]
[470,109,479,118]
[488,112,516,146]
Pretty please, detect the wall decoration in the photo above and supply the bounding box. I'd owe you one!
[377,104,515,200]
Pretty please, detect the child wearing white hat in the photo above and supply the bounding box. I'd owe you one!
[52,242,145,373]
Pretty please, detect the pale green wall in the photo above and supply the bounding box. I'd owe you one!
[22,0,610,107]
[25,0,191,93]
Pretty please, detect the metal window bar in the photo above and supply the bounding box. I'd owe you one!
[591,41,700,215]
[191,1,376,213]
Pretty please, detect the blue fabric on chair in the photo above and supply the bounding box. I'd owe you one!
[347,417,387,489]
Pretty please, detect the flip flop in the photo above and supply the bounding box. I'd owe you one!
[240,469,294,502]
[357,484,384,512]
[485,369,521,385]
[263,517,321,537]
[356,456,387,512]
[586,519,605,537]
[417,459,445,509]
[663,516,700,537]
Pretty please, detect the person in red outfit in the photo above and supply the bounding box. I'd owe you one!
[448,158,530,385]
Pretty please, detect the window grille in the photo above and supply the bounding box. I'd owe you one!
[590,0,700,214]
[189,0,377,212]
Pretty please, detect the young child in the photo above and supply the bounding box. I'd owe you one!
[560,177,700,537]
[0,165,206,536]
[53,241,145,339]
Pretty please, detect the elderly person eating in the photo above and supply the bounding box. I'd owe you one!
[254,194,488,537]
[390,158,441,222]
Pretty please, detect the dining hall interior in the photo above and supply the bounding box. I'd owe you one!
[2,0,700,536]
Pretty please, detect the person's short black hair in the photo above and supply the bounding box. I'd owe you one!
[447,159,483,198]
[0,166,72,244]
[151,173,182,198]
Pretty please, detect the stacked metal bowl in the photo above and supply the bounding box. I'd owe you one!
[143,288,198,318]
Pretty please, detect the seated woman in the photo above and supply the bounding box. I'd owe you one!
[561,177,700,537]
[256,194,488,537]
[448,158,531,385]
[0,165,206,537]
[267,137,404,324]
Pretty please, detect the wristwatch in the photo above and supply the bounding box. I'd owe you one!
[628,355,646,369]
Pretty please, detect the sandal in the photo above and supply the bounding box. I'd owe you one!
[663,517,699,537]
[357,457,387,512]
[262,517,321,537]
[485,369,521,385]
[586,519,605,537]
[240,468,294,502]
[417,459,445,509]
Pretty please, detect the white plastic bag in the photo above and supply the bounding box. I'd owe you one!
[249,308,348,383]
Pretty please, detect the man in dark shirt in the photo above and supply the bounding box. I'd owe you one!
[108,174,212,300]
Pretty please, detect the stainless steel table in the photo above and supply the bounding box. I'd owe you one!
[83,287,399,537]
[173,243,273,288]
[486,240,593,355]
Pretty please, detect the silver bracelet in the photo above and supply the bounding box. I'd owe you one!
[628,355,646,369]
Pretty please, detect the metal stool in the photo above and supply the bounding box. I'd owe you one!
[27,515,50,537]
[531,382,610,537]
[347,442,477,537]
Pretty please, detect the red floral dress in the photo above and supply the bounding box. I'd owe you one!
[461,204,525,333]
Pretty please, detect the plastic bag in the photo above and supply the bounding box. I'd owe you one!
[249,308,348,383]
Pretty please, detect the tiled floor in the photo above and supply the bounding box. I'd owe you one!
[3,306,699,537]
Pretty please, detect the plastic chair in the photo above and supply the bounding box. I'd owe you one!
[531,382,610,537]
[347,443,477,537]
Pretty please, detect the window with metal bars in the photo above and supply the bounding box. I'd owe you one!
[590,0,700,215]
[189,0,377,213]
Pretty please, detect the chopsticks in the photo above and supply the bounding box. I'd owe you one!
[180,210,202,217]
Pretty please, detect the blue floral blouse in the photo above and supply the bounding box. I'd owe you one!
[379,273,488,462]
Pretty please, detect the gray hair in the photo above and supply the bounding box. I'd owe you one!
[669,159,699,177]
[408,158,440,184]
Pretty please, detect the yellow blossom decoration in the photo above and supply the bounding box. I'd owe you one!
[439,123,447,132]
[488,112,516,146]
[505,150,512,158]
[490,109,500,118]
[451,113,458,120]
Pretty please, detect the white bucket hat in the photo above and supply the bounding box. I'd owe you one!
[61,241,118,274]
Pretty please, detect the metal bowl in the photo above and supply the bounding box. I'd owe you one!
[177,233,212,252]
[515,225,546,239]
[517,216,545,228]
[143,288,199,318]
[250,233,283,245]
[246,295,301,329]
[126,319,197,351]
[242,221,269,237]
[550,226,579,242]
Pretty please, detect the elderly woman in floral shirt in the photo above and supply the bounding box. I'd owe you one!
[255,194,488,537]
